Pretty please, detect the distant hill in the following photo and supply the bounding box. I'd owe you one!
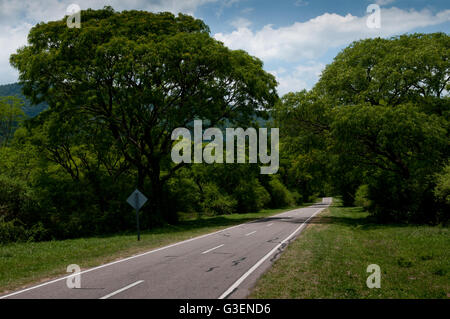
[0,83,48,117]
[0,83,273,126]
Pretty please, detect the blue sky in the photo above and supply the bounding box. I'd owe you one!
[0,0,449,95]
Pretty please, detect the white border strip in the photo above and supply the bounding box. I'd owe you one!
[218,206,327,299]
[99,280,144,299]
[0,205,311,299]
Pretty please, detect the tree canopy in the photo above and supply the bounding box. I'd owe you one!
[10,8,278,221]
[274,33,449,223]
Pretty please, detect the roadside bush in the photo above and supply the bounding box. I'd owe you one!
[167,177,201,214]
[434,163,450,205]
[354,184,371,210]
[306,193,319,203]
[290,191,303,205]
[233,179,270,213]
[434,164,450,223]
[0,175,40,224]
[201,183,237,215]
[267,177,295,208]
[0,217,26,243]
[0,217,49,244]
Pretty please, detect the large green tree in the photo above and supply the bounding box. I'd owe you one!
[11,7,278,221]
[275,33,449,222]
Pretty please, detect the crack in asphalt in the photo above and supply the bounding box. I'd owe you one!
[270,243,287,262]
[232,257,246,266]
[267,237,280,243]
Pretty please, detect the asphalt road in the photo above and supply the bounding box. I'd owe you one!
[1,198,332,299]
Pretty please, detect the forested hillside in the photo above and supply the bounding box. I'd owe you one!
[0,83,48,118]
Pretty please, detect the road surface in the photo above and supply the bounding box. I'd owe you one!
[1,198,332,299]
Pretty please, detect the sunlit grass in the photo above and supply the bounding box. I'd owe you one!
[250,201,449,299]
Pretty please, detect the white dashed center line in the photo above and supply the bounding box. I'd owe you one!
[201,244,224,254]
[245,231,257,236]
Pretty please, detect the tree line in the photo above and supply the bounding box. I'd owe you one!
[274,32,449,224]
[0,8,448,243]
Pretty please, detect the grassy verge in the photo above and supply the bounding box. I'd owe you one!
[250,200,449,299]
[0,205,307,294]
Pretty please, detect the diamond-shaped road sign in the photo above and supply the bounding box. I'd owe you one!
[127,189,148,211]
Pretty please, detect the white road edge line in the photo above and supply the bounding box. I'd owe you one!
[99,280,144,299]
[245,231,257,236]
[0,205,312,299]
[201,244,224,254]
[218,206,327,299]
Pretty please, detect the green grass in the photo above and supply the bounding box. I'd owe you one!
[0,205,307,294]
[250,200,450,299]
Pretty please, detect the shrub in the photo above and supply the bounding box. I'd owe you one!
[290,191,303,205]
[167,177,201,214]
[201,183,237,215]
[434,164,450,205]
[0,217,26,243]
[0,175,41,225]
[0,217,50,244]
[354,184,371,210]
[433,164,450,223]
[267,177,295,208]
[233,179,270,213]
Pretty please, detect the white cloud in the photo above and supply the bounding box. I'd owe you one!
[230,17,252,29]
[0,0,219,84]
[214,7,450,94]
[241,7,254,14]
[215,0,241,17]
[270,62,325,95]
[214,7,450,62]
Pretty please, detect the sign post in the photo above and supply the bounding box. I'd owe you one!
[127,189,148,241]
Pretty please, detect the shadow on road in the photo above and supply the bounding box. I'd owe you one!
[247,204,413,231]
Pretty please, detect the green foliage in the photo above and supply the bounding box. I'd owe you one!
[267,176,295,208]
[0,83,48,118]
[233,178,271,213]
[0,8,284,243]
[332,104,448,222]
[272,91,332,201]
[0,217,27,244]
[0,175,40,224]
[201,183,237,215]
[316,33,449,105]
[166,176,201,214]
[5,8,448,245]
[275,32,449,223]
[0,96,26,147]
[10,8,278,223]
[434,163,450,205]
[354,185,371,210]
[433,163,450,223]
